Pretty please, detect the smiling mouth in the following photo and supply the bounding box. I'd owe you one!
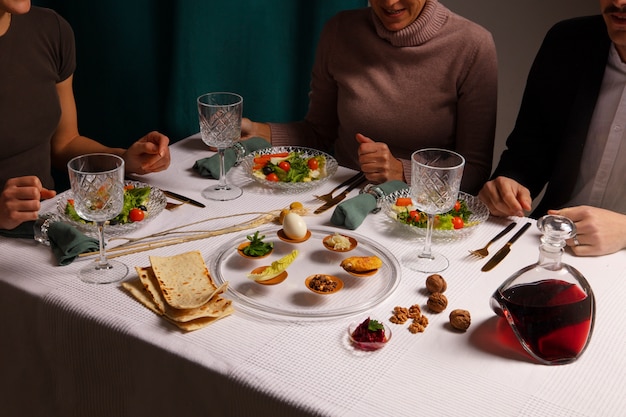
[384,8,405,16]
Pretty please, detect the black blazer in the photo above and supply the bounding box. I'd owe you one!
[492,15,612,217]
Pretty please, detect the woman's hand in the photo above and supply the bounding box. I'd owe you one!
[478,176,532,217]
[0,177,56,230]
[122,131,171,174]
[549,206,626,256]
[355,133,404,184]
[241,118,271,141]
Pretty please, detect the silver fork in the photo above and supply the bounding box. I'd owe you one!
[314,172,365,202]
[468,222,516,258]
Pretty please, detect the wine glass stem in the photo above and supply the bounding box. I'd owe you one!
[217,148,228,188]
[95,221,112,270]
[419,213,435,260]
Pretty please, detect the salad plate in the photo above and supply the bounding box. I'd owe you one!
[381,189,489,240]
[56,180,166,236]
[240,146,338,193]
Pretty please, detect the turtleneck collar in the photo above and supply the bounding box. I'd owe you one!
[371,0,449,47]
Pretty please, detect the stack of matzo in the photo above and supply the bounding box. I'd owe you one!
[122,250,233,331]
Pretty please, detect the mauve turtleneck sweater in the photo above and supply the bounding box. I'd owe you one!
[269,0,497,194]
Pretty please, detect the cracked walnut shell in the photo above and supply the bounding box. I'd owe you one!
[425,274,447,293]
[426,292,448,313]
[449,309,471,331]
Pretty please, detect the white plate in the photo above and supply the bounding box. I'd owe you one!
[211,226,401,321]
[240,146,338,193]
[381,190,489,240]
[56,180,166,236]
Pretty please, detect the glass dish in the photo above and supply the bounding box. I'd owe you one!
[211,226,401,321]
[56,180,166,236]
[381,189,489,240]
[348,319,392,351]
[240,146,338,193]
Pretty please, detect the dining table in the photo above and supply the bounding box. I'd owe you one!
[1,134,624,417]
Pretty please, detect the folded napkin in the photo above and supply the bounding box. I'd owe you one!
[0,221,36,239]
[48,222,99,266]
[193,137,271,179]
[331,180,409,230]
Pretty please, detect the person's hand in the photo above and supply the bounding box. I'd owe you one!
[478,176,532,217]
[0,176,56,230]
[241,118,271,141]
[355,133,404,184]
[123,131,171,174]
[548,206,626,256]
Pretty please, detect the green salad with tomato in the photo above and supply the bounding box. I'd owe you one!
[390,198,473,230]
[251,151,327,183]
[65,185,150,225]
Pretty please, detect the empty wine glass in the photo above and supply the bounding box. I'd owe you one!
[197,92,243,201]
[404,148,465,273]
[67,153,128,284]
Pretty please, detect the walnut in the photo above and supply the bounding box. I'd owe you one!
[425,274,447,293]
[408,304,421,319]
[390,306,409,324]
[408,315,429,333]
[449,309,471,331]
[426,292,448,313]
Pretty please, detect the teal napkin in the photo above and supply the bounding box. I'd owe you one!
[193,137,271,179]
[331,180,409,230]
[0,221,36,239]
[48,222,99,266]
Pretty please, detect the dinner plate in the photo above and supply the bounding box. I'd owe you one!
[240,146,338,193]
[211,226,401,321]
[381,189,489,240]
[56,180,166,236]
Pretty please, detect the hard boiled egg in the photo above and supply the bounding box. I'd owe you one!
[282,213,307,240]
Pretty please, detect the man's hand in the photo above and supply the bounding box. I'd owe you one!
[478,176,532,217]
[123,131,171,174]
[355,133,404,183]
[549,206,626,256]
[0,177,56,230]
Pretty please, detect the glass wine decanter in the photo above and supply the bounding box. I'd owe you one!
[490,215,595,365]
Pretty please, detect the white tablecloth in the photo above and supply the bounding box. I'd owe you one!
[1,135,624,417]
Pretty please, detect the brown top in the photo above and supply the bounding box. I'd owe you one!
[269,0,497,194]
[0,7,76,190]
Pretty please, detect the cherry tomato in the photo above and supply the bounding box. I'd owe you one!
[129,208,145,222]
[67,199,75,206]
[307,158,319,170]
[452,216,464,229]
[454,201,461,212]
[278,161,291,172]
[409,210,421,222]
[266,173,279,182]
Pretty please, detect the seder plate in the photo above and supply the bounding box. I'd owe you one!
[211,226,401,321]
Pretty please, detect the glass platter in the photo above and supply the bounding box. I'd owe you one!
[381,190,489,241]
[211,226,401,321]
[239,146,338,193]
[56,180,166,236]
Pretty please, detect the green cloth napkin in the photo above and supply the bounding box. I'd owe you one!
[193,137,271,179]
[48,222,99,266]
[331,180,409,230]
[0,221,36,239]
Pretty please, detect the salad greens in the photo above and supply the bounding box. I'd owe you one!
[393,199,473,230]
[65,186,150,224]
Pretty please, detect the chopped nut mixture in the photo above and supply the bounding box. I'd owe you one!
[307,274,338,293]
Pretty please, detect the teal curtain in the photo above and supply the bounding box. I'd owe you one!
[32,1,368,147]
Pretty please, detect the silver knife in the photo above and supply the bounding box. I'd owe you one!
[161,190,206,208]
[314,177,368,214]
[481,222,532,272]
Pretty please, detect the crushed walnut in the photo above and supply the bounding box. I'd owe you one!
[390,304,429,333]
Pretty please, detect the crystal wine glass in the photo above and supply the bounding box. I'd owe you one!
[405,148,465,273]
[67,153,128,284]
[197,92,243,201]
